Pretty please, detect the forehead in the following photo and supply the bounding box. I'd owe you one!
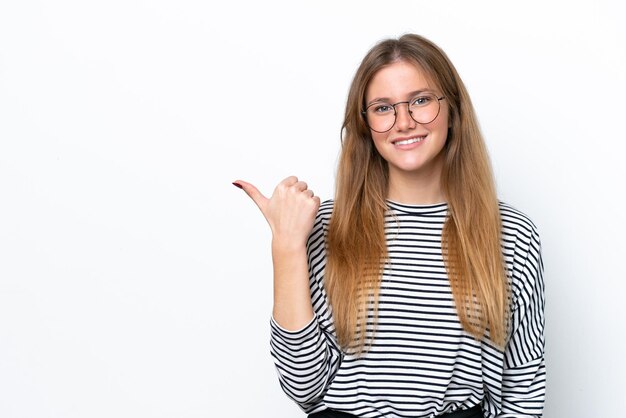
[365,60,438,101]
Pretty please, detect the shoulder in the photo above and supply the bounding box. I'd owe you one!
[498,201,539,238]
[307,200,334,268]
[318,199,334,218]
[498,200,541,255]
[498,199,541,248]
[313,199,334,229]
[498,200,543,304]
[308,199,334,244]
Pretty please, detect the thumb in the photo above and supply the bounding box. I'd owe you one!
[233,180,269,214]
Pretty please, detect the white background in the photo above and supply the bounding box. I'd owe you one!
[1,1,625,417]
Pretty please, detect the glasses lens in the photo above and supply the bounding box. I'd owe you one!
[365,94,442,133]
[409,94,441,124]
[365,103,395,133]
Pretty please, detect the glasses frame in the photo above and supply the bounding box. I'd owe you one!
[361,94,446,133]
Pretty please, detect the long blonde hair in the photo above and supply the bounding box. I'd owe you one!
[326,34,509,353]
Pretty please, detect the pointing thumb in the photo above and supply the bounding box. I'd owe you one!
[233,180,268,214]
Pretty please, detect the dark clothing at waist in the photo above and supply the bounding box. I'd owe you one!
[308,403,483,418]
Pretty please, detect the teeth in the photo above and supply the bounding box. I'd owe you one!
[395,136,425,145]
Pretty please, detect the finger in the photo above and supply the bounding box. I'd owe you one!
[233,180,269,213]
[293,181,308,192]
[281,175,299,186]
[303,189,314,198]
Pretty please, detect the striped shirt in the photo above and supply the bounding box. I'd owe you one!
[270,200,545,418]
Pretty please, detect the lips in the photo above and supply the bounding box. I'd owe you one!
[391,135,427,146]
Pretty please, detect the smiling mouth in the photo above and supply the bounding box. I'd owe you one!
[392,135,426,145]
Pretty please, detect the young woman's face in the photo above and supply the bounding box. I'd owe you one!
[364,60,449,181]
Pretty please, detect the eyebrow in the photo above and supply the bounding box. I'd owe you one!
[366,89,435,106]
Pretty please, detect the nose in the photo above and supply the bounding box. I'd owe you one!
[394,102,415,131]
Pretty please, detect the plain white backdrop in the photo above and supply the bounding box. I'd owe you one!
[1,1,625,417]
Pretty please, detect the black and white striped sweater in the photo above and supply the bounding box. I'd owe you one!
[270,200,545,418]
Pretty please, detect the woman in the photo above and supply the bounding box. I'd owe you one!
[234,34,545,418]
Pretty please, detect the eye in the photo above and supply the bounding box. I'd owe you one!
[411,95,432,106]
[372,103,393,114]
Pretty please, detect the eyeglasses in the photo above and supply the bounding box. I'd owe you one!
[362,93,446,133]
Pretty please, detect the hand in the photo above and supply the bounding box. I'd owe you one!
[234,176,321,248]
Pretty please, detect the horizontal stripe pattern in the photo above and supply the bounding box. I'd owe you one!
[270,200,545,418]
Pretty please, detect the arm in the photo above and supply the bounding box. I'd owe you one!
[235,176,318,330]
[498,227,546,417]
[269,202,343,409]
[235,179,341,410]
[271,242,314,331]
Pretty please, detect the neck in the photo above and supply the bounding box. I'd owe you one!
[387,164,445,205]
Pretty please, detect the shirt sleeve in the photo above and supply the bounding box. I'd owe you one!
[269,201,343,412]
[269,315,342,410]
[498,226,546,417]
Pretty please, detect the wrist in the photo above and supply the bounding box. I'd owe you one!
[271,238,307,255]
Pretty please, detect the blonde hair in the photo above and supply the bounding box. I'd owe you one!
[326,34,509,353]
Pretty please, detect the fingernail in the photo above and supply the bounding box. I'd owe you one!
[232,182,243,189]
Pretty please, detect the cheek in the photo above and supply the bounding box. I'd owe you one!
[370,132,389,152]
[370,132,384,156]
[442,108,452,129]
[430,111,450,136]
[371,131,385,143]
